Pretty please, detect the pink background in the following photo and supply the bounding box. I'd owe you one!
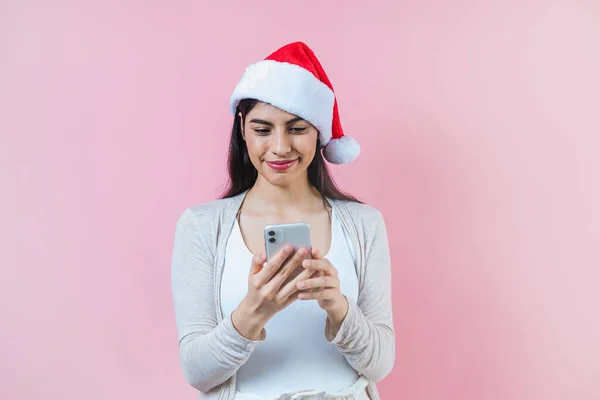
[2,1,599,399]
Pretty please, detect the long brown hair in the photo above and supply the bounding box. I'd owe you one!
[219,99,361,203]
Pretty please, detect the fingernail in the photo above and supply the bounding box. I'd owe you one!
[303,260,311,267]
[298,282,306,289]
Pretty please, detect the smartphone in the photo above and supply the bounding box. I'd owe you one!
[264,222,312,285]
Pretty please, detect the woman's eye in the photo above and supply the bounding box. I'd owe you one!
[290,127,307,133]
[254,128,270,135]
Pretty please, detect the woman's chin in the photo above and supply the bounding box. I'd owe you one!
[260,171,298,187]
[267,176,295,187]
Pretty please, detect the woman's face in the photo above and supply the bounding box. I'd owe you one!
[241,102,318,187]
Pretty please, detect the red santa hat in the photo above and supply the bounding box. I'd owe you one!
[229,41,360,165]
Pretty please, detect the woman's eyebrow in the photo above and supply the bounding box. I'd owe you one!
[285,117,304,125]
[249,118,273,126]
[249,117,304,126]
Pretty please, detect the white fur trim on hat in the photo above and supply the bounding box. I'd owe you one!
[322,135,361,165]
[230,59,335,145]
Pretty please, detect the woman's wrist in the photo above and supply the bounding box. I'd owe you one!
[231,299,268,341]
[326,295,349,333]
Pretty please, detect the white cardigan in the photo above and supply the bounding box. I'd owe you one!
[170,190,395,400]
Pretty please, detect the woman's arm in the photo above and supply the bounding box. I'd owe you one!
[325,210,395,382]
[171,208,261,393]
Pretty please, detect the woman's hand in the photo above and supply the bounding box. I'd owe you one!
[296,248,349,331]
[231,245,314,340]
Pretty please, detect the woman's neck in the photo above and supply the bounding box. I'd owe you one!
[246,175,322,214]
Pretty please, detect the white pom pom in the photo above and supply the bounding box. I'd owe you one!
[322,136,360,164]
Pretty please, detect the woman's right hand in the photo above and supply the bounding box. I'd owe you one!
[231,245,313,340]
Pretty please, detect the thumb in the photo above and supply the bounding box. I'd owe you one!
[250,253,267,276]
[311,247,322,260]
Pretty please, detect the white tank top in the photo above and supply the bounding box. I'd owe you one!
[220,207,360,398]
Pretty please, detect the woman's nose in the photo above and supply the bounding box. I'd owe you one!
[272,129,291,155]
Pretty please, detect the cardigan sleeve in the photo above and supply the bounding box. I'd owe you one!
[325,209,395,382]
[171,208,263,393]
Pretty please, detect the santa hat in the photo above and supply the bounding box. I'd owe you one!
[229,41,360,165]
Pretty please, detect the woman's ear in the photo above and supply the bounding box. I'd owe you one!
[238,112,245,140]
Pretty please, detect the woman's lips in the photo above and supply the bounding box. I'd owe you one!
[266,159,298,171]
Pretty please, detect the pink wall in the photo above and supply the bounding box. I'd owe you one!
[2,1,599,399]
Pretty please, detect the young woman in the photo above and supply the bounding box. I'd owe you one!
[171,42,395,400]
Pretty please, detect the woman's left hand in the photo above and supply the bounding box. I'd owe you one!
[296,248,349,326]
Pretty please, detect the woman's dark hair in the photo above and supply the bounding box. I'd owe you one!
[219,98,361,203]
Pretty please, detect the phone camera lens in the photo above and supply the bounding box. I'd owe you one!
[268,230,275,236]
[269,237,276,243]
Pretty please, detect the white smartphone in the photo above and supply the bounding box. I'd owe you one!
[264,222,312,285]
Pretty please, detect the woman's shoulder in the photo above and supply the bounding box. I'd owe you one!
[184,196,235,216]
[331,197,385,223]
[176,192,245,226]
